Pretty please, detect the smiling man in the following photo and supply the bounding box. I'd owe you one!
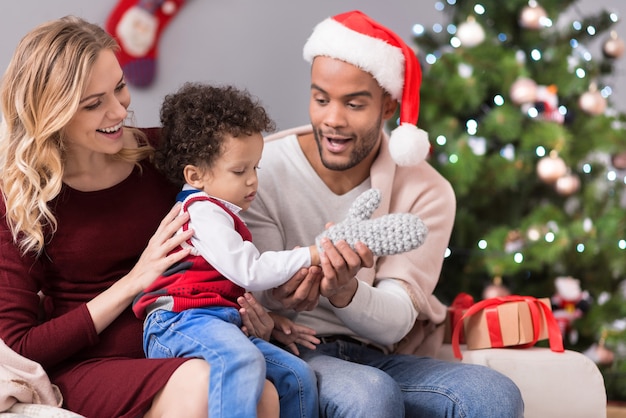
[242,10,524,418]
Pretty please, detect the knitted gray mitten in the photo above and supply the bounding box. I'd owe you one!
[315,189,428,256]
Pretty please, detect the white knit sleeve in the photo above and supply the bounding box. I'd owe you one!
[332,279,418,346]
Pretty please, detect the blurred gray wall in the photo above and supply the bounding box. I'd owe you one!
[0,0,624,130]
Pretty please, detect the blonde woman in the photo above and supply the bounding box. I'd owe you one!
[0,16,278,418]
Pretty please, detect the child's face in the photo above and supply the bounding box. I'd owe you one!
[195,132,263,211]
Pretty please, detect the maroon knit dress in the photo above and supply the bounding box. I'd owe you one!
[0,128,189,418]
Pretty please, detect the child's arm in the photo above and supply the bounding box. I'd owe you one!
[308,245,320,266]
[189,199,311,290]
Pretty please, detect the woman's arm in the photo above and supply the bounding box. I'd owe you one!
[86,204,192,333]
[0,203,191,367]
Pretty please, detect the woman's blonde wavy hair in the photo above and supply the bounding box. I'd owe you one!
[0,16,153,256]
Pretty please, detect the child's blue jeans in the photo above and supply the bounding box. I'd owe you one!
[143,307,318,418]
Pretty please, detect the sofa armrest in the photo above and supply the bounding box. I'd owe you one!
[437,344,606,418]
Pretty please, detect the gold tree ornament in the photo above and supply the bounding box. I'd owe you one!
[578,84,607,116]
[482,276,512,299]
[537,152,567,183]
[602,31,626,59]
[504,230,524,253]
[611,151,626,170]
[509,77,538,105]
[555,173,581,196]
[519,1,548,30]
[456,16,486,48]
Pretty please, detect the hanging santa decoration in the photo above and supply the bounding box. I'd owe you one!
[551,276,592,345]
[106,0,186,88]
[533,84,563,123]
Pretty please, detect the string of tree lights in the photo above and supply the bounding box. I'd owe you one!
[397,0,626,399]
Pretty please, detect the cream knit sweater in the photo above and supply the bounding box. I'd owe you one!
[243,125,456,355]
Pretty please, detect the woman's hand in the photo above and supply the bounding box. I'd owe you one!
[270,313,319,356]
[238,292,274,341]
[128,204,193,292]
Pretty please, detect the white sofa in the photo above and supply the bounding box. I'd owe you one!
[1,340,606,417]
[438,344,607,418]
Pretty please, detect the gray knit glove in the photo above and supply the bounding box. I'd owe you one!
[315,189,428,256]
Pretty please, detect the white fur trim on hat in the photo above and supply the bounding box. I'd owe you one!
[389,123,430,166]
[303,17,405,100]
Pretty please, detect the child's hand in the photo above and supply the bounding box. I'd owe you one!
[238,293,274,341]
[269,312,320,355]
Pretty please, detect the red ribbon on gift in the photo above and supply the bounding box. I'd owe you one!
[448,293,475,343]
[451,295,564,360]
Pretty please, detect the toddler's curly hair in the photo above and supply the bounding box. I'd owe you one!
[155,82,275,186]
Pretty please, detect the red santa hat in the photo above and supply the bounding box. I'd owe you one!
[303,10,430,166]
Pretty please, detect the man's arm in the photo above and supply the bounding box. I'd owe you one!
[334,279,417,346]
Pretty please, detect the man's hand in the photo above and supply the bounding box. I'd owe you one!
[318,238,373,308]
[270,266,323,312]
[270,312,320,356]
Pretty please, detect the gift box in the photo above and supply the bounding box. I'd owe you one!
[448,294,564,360]
[463,297,551,349]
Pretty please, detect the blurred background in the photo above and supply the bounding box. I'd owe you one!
[0,0,623,129]
[2,0,626,403]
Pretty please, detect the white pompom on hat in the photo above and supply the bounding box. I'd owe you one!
[303,10,430,166]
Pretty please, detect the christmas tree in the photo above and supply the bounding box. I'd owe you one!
[406,0,626,400]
